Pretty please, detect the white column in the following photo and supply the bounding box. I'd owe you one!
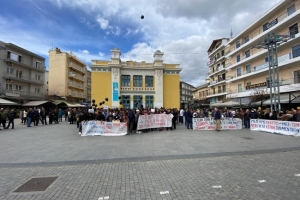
[154,70,163,108]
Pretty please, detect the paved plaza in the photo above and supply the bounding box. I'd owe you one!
[0,120,300,199]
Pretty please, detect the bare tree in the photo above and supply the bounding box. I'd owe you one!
[249,88,269,102]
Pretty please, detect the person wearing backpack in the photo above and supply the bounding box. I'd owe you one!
[6,109,16,129]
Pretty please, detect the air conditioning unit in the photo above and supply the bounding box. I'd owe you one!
[7,61,13,66]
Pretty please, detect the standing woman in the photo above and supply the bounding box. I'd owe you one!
[23,109,27,125]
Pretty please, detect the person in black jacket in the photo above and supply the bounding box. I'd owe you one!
[249,108,258,119]
[292,109,300,122]
[127,110,135,134]
[6,109,16,129]
[27,108,33,127]
[214,107,221,131]
[186,108,193,130]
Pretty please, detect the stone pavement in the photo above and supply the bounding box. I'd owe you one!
[0,119,299,199]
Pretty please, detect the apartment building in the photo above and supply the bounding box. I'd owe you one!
[225,0,300,107]
[86,70,91,102]
[180,81,196,109]
[192,83,210,107]
[0,41,46,103]
[206,38,231,103]
[48,48,87,103]
[90,48,182,109]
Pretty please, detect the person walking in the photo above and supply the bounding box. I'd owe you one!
[214,107,221,131]
[6,109,16,129]
[27,108,33,127]
[0,108,7,130]
[40,107,47,125]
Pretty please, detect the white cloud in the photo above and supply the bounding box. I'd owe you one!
[99,52,105,57]
[96,16,109,30]
[79,50,89,54]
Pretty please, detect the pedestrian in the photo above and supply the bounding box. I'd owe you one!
[0,108,7,130]
[58,108,63,122]
[20,109,24,124]
[40,107,47,125]
[6,108,16,129]
[23,109,27,125]
[27,108,33,127]
[127,109,135,134]
[33,108,40,126]
[179,108,184,124]
[244,109,250,128]
[186,108,193,130]
[292,109,300,122]
[214,107,221,131]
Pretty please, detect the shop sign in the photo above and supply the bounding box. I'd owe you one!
[246,82,267,90]
[6,93,20,97]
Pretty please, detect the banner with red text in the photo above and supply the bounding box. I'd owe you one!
[192,117,242,130]
[250,119,300,136]
[81,121,127,136]
[137,114,173,130]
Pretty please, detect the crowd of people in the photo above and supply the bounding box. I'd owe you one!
[0,106,299,132]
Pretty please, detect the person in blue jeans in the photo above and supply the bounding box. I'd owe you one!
[186,108,193,130]
[27,108,33,127]
[244,109,250,128]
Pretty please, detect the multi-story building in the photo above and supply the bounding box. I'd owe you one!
[44,70,49,96]
[180,81,195,109]
[206,38,231,103]
[86,70,91,102]
[90,48,182,109]
[0,41,46,103]
[48,48,87,103]
[225,0,300,108]
[192,83,210,108]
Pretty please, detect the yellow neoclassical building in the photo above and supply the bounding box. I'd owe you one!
[90,48,182,109]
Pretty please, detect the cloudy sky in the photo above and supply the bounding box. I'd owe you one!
[0,0,281,86]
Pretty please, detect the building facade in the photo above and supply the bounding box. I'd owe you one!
[180,81,196,109]
[205,0,300,109]
[48,48,87,103]
[206,38,230,103]
[86,70,91,102]
[192,83,210,108]
[225,0,300,108]
[90,48,182,109]
[0,41,46,103]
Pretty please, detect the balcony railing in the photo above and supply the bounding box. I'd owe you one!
[69,63,85,73]
[209,66,225,76]
[68,82,84,89]
[3,73,44,85]
[225,3,300,56]
[68,72,85,81]
[4,58,46,71]
[120,87,155,91]
[226,53,292,81]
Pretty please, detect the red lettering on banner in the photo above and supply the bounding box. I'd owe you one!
[266,121,279,126]
[266,125,275,129]
[228,126,235,129]
[196,122,209,126]
[251,124,258,128]
[291,123,300,127]
[208,126,215,129]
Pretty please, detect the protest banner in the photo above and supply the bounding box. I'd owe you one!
[137,114,173,130]
[250,119,300,136]
[81,121,127,136]
[192,117,242,130]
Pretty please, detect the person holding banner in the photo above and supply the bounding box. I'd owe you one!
[214,107,221,131]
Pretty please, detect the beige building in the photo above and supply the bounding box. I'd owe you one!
[86,70,91,102]
[192,83,210,107]
[0,41,46,103]
[206,38,231,103]
[48,48,87,103]
[225,0,300,106]
[207,0,300,109]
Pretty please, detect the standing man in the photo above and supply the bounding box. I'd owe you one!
[186,108,193,130]
[292,108,300,122]
[27,108,33,127]
[0,108,7,129]
[40,107,47,125]
[179,108,184,124]
[6,108,16,129]
[214,107,221,131]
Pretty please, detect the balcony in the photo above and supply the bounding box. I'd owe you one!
[68,81,84,90]
[209,66,225,76]
[68,91,85,98]
[68,72,85,81]
[4,58,45,72]
[209,77,226,87]
[226,53,297,82]
[3,73,44,85]
[1,89,44,97]
[120,87,155,91]
[206,89,227,98]
[226,3,300,57]
[69,63,85,74]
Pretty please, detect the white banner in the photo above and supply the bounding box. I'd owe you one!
[250,119,300,136]
[192,117,242,130]
[81,121,127,136]
[137,114,173,130]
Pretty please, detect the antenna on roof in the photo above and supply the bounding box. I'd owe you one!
[230,28,233,38]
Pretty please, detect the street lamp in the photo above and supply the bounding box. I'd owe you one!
[251,33,290,113]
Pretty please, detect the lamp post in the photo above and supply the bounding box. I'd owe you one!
[251,33,290,113]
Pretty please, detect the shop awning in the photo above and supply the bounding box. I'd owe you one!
[22,101,50,106]
[0,98,20,105]
[263,93,300,105]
